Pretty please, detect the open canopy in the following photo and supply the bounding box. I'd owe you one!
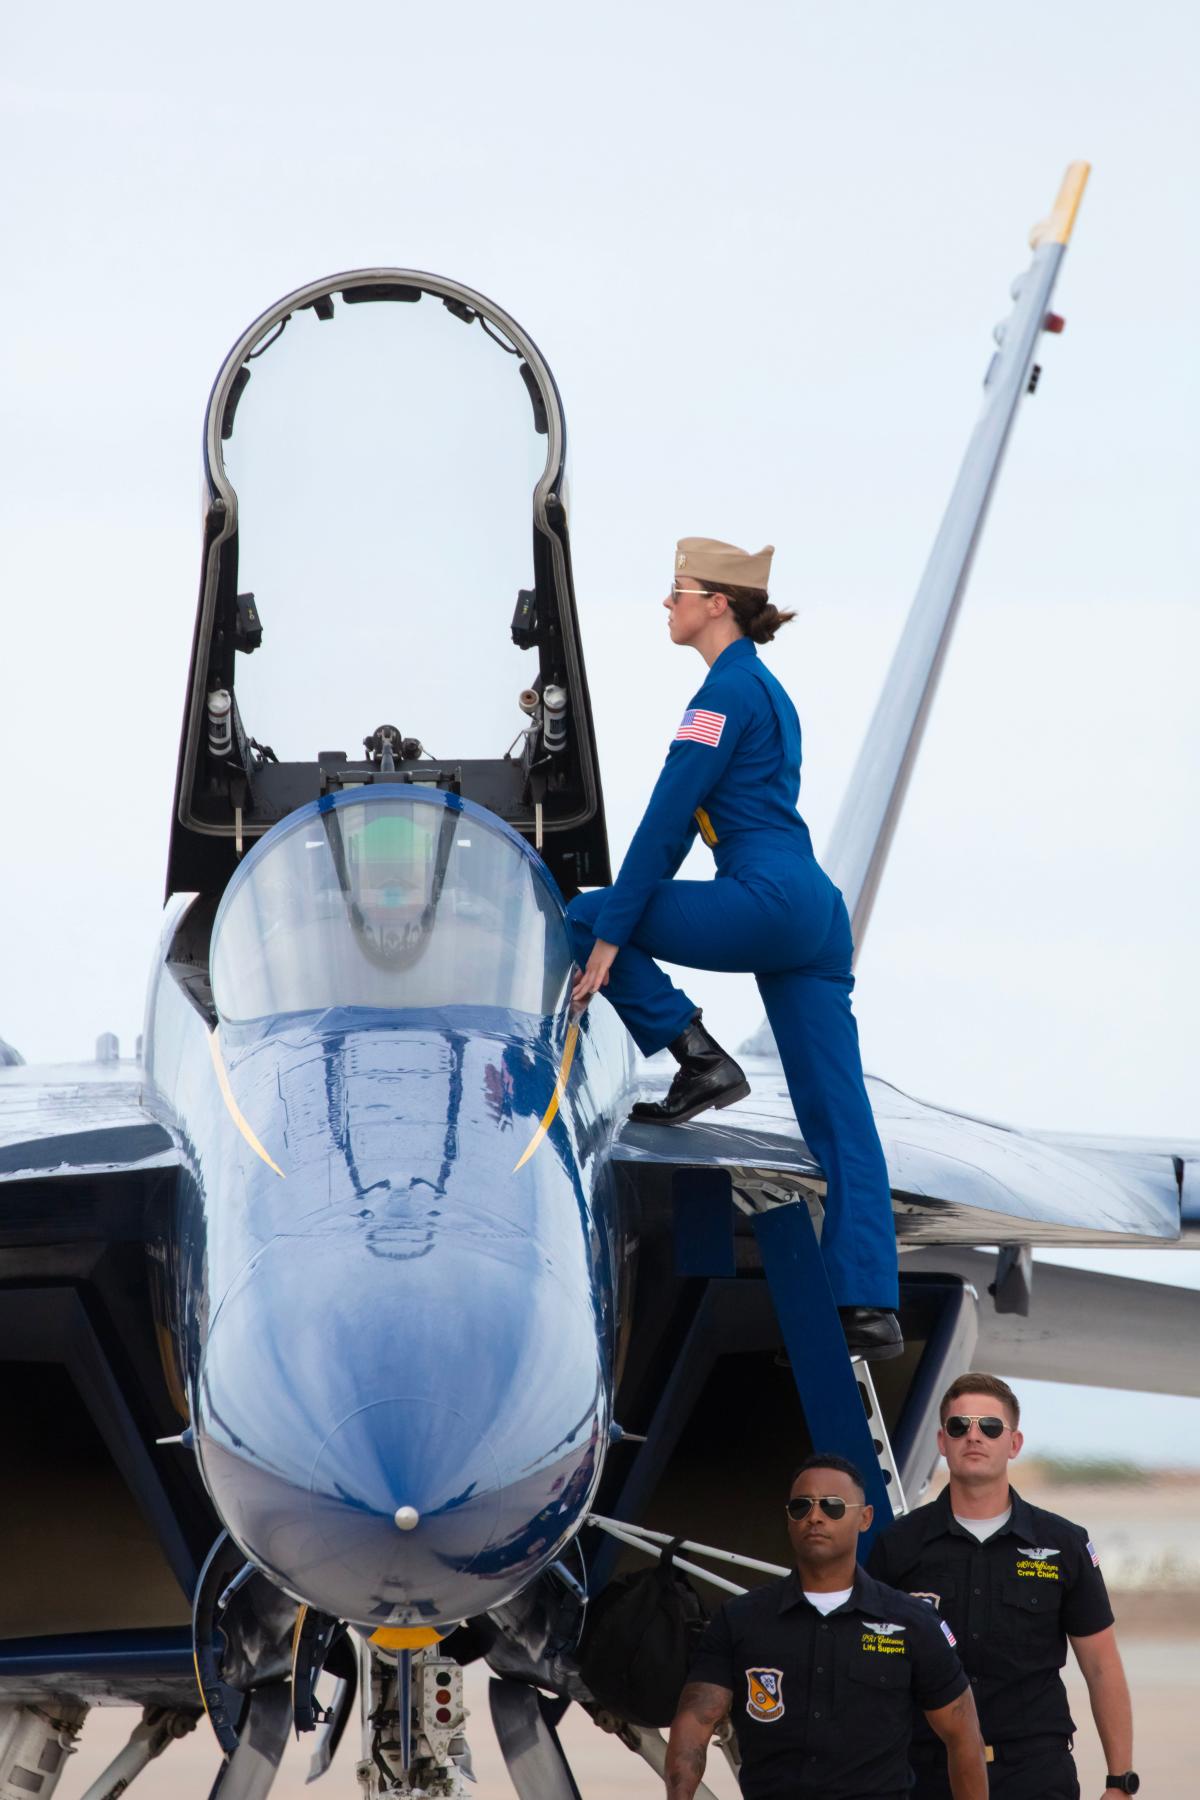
[168,271,610,900]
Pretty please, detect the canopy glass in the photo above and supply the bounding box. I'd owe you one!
[221,292,547,764]
[211,792,572,1022]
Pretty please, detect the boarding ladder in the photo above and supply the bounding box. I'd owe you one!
[736,1181,907,1534]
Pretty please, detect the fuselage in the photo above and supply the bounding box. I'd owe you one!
[143,786,634,1626]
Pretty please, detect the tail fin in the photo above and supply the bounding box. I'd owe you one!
[741,163,1089,1058]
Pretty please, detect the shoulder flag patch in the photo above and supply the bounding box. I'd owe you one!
[1087,1539,1100,1567]
[674,708,726,748]
[939,1618,957,1648]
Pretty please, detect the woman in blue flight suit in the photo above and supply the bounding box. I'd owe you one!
[568,537,900,1359]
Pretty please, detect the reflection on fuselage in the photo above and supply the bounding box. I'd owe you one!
[152,787,631,1625]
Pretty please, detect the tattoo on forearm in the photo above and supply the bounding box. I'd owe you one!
[676,1682,732,1727]
[666,1685,731,1797]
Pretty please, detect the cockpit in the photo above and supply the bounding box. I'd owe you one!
[211,789,573,1025]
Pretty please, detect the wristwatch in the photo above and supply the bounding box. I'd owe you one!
[1105,1774,1139,1794]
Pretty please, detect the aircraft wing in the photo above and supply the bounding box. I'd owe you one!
[1023,1127,1200,1237]
[614,1056,1190,1249]
[0,1056,177,1181]
[612,1065,1196,1406]
[0,1058,206,1703]
[899,1247,1200,1397]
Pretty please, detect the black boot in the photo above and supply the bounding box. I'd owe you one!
[629,1014,750,1126]
[838,1307,904,1362]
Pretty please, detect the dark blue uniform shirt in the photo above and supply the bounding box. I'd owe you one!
[688,1567,967,1800]
[592,637,814,948]
[867,1485,1113,1750]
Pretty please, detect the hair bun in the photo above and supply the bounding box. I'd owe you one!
[750,602,796,644]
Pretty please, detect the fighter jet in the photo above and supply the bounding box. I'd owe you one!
[1,163,1196,1800]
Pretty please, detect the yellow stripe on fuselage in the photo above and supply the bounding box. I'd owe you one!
[208,1027,285,1179]
[512,1020,580,1173]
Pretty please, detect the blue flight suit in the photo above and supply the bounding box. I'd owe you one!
[567,636,898,1310]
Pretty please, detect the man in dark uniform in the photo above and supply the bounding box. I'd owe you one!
[868,1374,1137,1799]
[666,1454,987,1800]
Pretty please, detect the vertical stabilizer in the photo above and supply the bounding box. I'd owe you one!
[741,163,1089,1058]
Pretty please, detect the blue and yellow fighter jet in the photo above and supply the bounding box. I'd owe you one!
[1,165,1197,1800]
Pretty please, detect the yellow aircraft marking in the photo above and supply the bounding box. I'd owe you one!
[369,1625,446,1650]
[1029,160,1091,249]
[208,1027,285,1179]
[512,1019,580,1173]
[291,1603,309,1693]
[192,1649,209,1716]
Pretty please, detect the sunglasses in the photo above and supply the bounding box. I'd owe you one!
[943,1414,1009,1440]
[785,1495,867,1521]
[668,583,710,606]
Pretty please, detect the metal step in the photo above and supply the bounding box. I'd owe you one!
[852,1357,908,1517]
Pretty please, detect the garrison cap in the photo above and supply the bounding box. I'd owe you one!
[675,536,774,591]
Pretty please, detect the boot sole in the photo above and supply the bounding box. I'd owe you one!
[630,1079,751,1128]
[847,1338,906,1364]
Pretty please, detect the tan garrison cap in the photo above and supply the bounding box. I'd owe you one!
[675,536,774,590]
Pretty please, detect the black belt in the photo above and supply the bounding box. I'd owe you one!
[912,1734,1070,1766]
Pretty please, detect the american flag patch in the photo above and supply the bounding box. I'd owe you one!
[939,1619,957,1648]
[675,707,726,747]
[1087,1539,1100,1567]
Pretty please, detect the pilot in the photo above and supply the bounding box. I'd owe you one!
[568,536,900,1360]
[666,1454,988,1800]
[867,1373,1137,1800]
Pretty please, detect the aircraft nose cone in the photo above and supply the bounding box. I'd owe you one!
[306,1398,503,1622]
[195,1192,608,1627]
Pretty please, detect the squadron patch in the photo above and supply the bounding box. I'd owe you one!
[745,1668,785,1722]
[911,1591,941,1611]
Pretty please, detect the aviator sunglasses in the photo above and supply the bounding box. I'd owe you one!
[786,1495,868,1521]
[943,1414,1010,1440]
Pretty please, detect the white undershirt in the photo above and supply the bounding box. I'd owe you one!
[804,1586,854,1615]
[953,1507,1012,1542]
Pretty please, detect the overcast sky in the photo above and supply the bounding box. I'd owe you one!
[1,3,1196,1462]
